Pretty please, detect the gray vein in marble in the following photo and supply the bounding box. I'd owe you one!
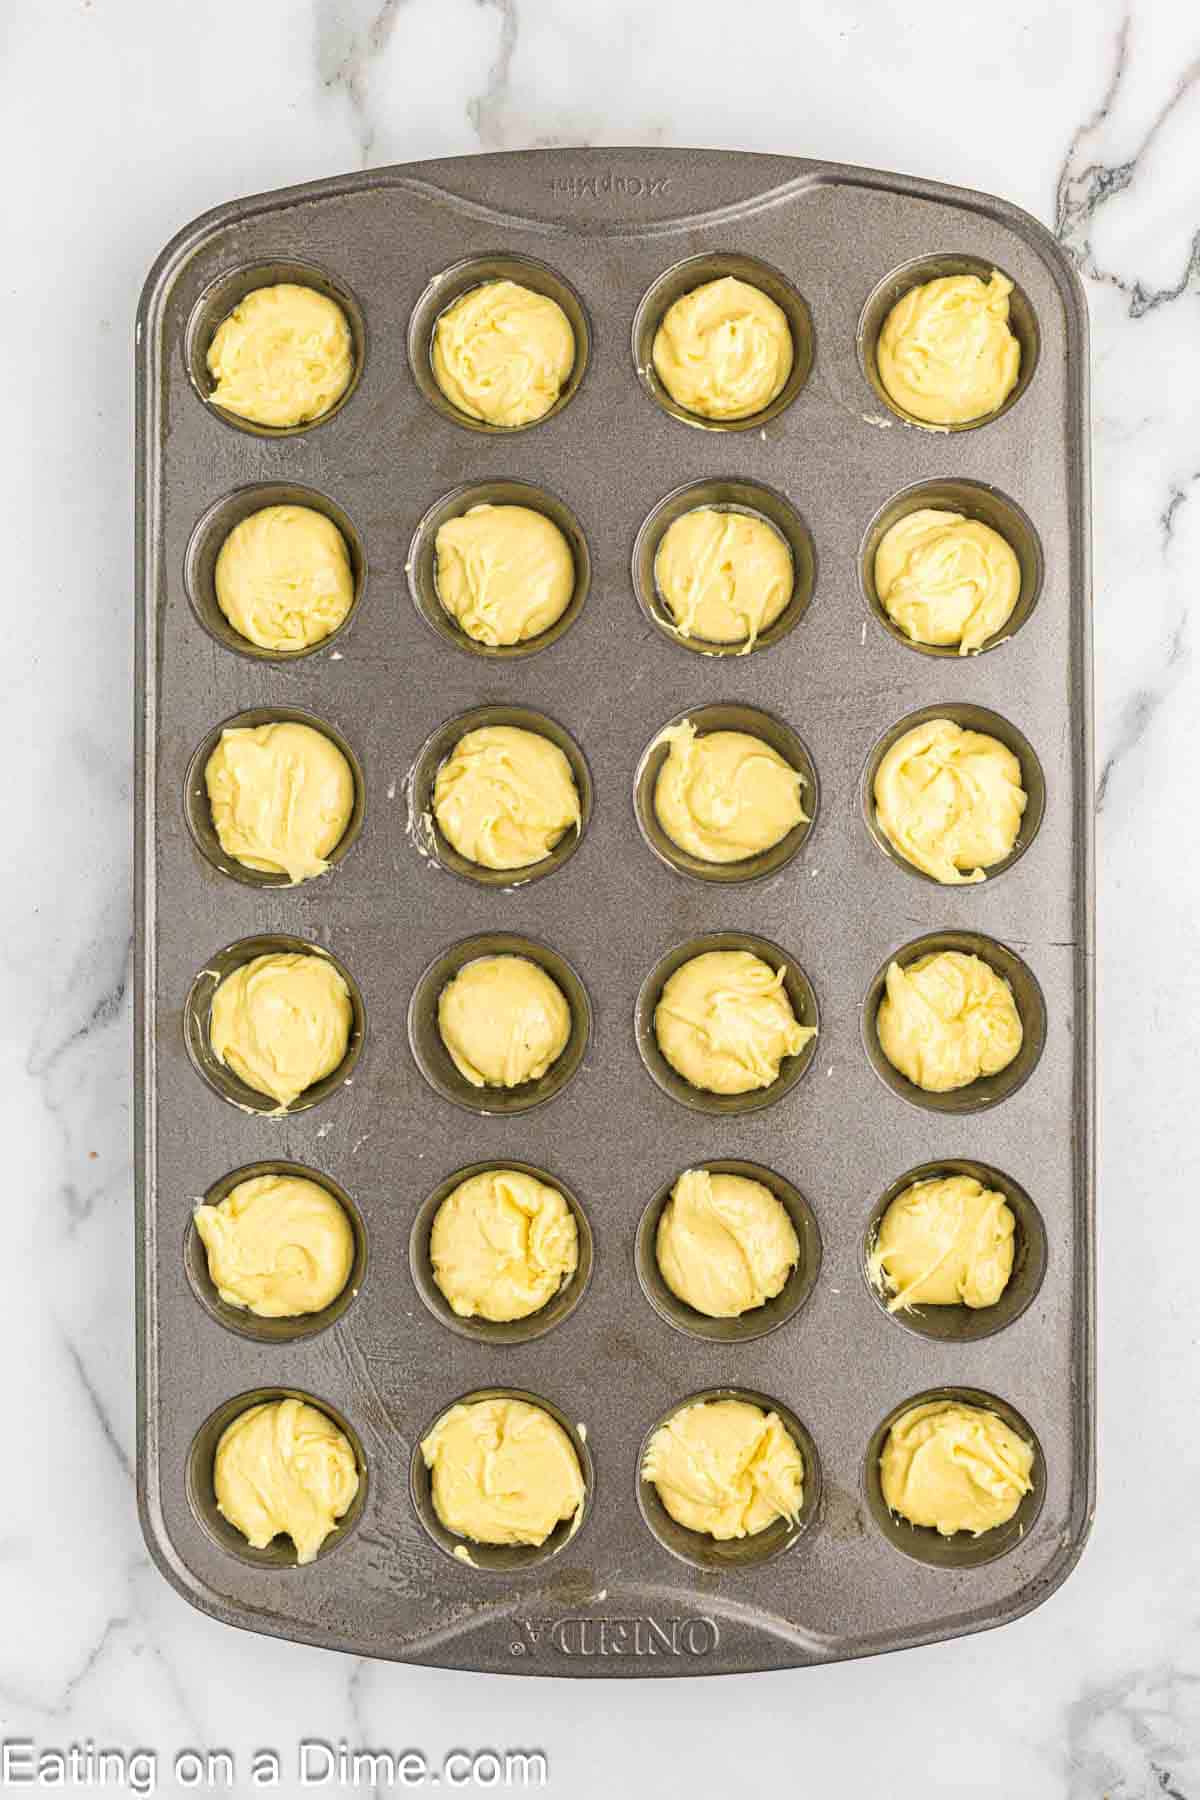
[316,0,407,167]
[1161,474,1199,551]
[27,933,131,1087]
[1097,692,1158,814]
[57,1615,132,1721]
[0,1609,130,1722]
[1055,17,1200,316]
[1096,471,1193,811]
[1065,1661,1200,1800]
[26,921,132,1229]
[133,1568,208,1744]
[346,1660,384,1800]
[467,0,518,148]
[60,1331,133,1483]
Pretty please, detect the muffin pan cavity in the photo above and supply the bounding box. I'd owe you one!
[185,1161,368,1345]
[633,478,814,657]
[407,253,590,433]
[408,703,591,888]
[410,1388,593,1572]
[862,1159,1047,1343]
[636,1160,821,1344]
[860,477,1043,657]
[184,259,366,438]
[862,929,1047,1116]
[863,1387,1045,1568]
[184,481,366,662]
[637,1387,822,1571]
[183,933,365,1116]
[408,932,590,1116]
[636,930,820,1116]
[857,253,1040,431]
[635,702,818,884]
[406,479,590,660]
[186,1387,369,1567]
[409,1160,593,1345]
[183,706,365,888]
[633,252,813,430]
[861,701,1045,887]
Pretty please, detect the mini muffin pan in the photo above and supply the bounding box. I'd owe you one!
[136,149,1093,1676]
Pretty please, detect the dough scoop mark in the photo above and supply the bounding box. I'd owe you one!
[653,276,794,421]
[877,953,1022,1094]
[431,281,575,428]
[434,728,580,871]
[437,955,571,1090]
[643,1399,804,1540]
[205,721,355,884]
[421,1396,585,1547]
[875,509,1020,654]
[206,284,354,429]
[214,505,355,653]
[869,1176,1015,1312]
[877,272,1020,426]
[209,951,353,1109]
[430,1169,580,1322]
[873,718,1026,885]
[434,505,575,648]
[653,721,807,863]
[657,1168,799,1318]
[662,967,811,1088]
[880,1401,1033,1536]
[655,509,793,653]
[213,1397,359,1563]
[195,1172,354,1318]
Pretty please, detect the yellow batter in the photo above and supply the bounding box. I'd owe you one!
[214,1397,359,1563]
[204,720,355,884]
[655,949,814,1096]
[874,718,1027,885]
[210,951,353,1109]
[431,279,575,427]
[877,951,1022,1094]
[877,271,1020,426]
[194,1172,355,1317]
[653,720,806,863]
[643,1398,803,1540]
[652,276,793,420]
[206,283,354,429]
[434,504,575,648]
[880,1400,1034,1537]
[870,1175,1015,1312]
[214,504,354,653]
[438,955,571,1089]
[420,1396,585,1546]
[434,725,580,870]
[654,507,793,650]
[656,1168,799,1318]
[875,509,1021,653]
[430,1168,578,1322]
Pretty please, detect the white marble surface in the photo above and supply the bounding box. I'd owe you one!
[3,0,1198,1794]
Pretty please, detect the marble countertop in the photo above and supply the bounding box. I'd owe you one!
[5,0,1198,1794]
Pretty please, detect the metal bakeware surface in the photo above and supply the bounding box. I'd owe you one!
[135,148,1093,1676]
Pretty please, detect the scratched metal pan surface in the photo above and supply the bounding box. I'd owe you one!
[135,148,1094,1676]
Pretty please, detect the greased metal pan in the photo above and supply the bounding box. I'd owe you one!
[135,148,1093,1676]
